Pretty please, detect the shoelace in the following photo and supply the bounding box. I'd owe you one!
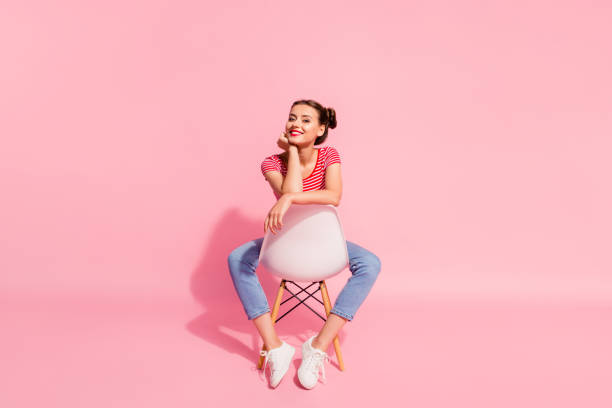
[259,348,278,381]
[304,349,330,383]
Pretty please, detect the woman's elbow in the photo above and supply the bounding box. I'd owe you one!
[333,193,341,207]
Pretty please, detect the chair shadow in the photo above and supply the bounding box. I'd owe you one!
[185,207,347,367]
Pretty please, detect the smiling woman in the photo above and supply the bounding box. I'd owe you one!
[227,99,381,390]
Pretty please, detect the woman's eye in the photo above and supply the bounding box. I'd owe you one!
[304,119,310,123]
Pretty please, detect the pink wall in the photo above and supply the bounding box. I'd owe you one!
[1,0,611,303]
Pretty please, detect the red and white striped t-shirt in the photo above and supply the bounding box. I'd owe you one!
[261,146,341,199]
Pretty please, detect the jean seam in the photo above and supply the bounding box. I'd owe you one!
[330,308,353,321]
[248,307,270,320]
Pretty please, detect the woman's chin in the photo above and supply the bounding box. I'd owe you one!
[289,139,311,147]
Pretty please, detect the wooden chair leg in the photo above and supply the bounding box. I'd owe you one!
[257,280,286,369]
[319,280,345,371]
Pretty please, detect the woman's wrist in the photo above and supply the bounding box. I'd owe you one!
[281,192,295,202]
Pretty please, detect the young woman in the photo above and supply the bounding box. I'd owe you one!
[227,99,381,389]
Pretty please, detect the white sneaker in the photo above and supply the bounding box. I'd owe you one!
[260,341,295,388]
[298,335,330,389]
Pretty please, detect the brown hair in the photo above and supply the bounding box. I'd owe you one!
[291,99,337,145]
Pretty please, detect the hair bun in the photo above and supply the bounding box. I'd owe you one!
[326,107,337,129]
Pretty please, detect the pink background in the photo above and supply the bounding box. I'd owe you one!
[2,1,611,406]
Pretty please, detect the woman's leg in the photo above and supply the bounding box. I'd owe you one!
[252,313,282,350]
[311,241,381,351]
[227,237,282,349]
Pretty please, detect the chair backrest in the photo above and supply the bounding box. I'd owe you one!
[258,204,349,282]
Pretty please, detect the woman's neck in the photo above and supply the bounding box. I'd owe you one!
[296,146,317,165]
[282,145,317,166]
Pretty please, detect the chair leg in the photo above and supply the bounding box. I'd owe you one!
[257,280,286,370]
[319,280,345,371]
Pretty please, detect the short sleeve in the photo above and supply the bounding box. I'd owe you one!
[261,156,282,177]
[324,146,341,168]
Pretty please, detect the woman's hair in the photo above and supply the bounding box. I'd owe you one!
[291,99,337,145]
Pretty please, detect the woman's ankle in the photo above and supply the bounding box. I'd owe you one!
[311,336,327,351]
[266,339,283,350]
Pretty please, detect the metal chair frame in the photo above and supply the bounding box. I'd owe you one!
[275,280,326,323]
[257,278,345,371]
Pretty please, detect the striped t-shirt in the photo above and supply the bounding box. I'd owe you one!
[261,146,341,199]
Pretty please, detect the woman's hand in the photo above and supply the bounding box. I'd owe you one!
[277,131,297,152]
[264,194,293,235]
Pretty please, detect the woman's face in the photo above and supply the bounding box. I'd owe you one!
[285,104,326,146]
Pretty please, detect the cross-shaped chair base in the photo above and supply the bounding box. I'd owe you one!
[257,279,345,371]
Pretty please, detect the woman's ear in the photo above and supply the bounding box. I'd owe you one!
[318,124,325,137]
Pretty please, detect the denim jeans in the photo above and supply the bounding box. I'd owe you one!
[227,238,381,321]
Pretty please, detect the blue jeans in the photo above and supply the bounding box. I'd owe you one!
[227,238,381,321]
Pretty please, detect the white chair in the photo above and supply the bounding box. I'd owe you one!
[257,203,349,371]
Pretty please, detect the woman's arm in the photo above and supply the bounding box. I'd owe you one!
[264,163,342,234]
[280,144,303,194]
[284,162,342,206]
[263,134,303,195]
[284,189,339,206]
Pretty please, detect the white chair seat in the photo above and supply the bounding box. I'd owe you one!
[258,204,349,282]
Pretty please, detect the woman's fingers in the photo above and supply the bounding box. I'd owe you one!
[271,212,282,233]
[277,213,283,230]
[265,215,274,234]
[278,131,293,151]
[267,214,277,235]
[266,209,286,235]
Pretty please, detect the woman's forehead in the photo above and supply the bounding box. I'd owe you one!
[289,105,317,116]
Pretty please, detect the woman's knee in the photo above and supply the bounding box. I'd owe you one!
[351,254,381,283]
[371,253,381,271]
[227,246,246,274]
[365,253,381,280]
[228,240,261,275]
[348,243,380,269]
